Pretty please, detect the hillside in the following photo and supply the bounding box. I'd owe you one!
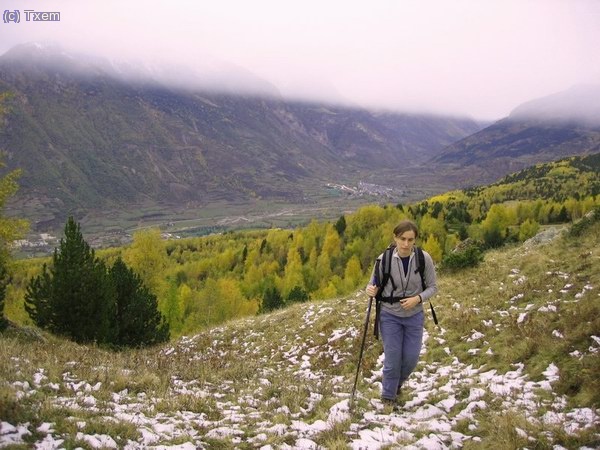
[488,152,600,200]
[433,85,600,185]
[0,43,480,232]
[1,216,599,448]
[422,152,600,215]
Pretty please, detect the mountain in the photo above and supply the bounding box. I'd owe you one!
[0,43,481,228]
[510,84,600,126]
[433,84,600,184]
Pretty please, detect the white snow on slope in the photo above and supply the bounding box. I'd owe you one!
[2,284,599,449]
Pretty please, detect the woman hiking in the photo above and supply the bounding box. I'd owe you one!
[365,219,438,408]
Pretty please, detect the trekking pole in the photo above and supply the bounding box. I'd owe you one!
[350,295,374,407]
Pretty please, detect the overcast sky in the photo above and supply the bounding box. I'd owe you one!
[1,0,599,120]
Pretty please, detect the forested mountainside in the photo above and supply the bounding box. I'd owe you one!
[0,43,480,218]
[430,152,600,210]
[7,152,599,337]
[434,84,600,184]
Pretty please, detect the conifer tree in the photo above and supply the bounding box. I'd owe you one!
[23,263,53,328]
[110,257,169,347]
[260,284,284,313]
[287,285,309,303]
[334,215,347,236]
[25,217,116,344]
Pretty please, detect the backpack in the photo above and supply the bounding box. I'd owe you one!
[373,244,438,339]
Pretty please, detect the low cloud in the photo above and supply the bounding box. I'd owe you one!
[1,0,599,120]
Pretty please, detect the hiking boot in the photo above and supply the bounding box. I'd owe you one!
[396,384,405,404]
[381,397,400,412]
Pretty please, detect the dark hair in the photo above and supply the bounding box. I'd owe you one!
[393,220,419,239]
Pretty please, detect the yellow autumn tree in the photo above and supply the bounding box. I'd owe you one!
[322,225,342,260]
[122,228,168,296]
[316,251,332,282]
[444,233,460,254]
[422,235,443,263]
[343,255,363,292]
[282,247,305,298]
[480,204,511,247]
[518,219,540,242]
[215,277,258,323]
[419,214,447,251]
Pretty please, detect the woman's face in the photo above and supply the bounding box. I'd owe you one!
[394,230,416,257]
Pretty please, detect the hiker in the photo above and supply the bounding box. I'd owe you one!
[365,219,438,406]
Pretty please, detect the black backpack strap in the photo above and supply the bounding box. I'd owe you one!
[415,246,426,290]
[415,246,438,326]
[380,244,396,292]
[374,244,395,339]
[372,258,382,339]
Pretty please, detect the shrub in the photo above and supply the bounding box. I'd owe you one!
[441,245,483,271]
[569,206,600,237]
[0,262,7,331]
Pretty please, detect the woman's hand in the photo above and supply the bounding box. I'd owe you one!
[366,284,378,297]
[400,296,421,310]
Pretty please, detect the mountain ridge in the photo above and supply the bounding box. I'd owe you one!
[433,84,600,184]
[0,44,482,230]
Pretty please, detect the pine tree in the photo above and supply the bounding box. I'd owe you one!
[110,257,169,347]
[260,285,284,313]
[334,215,347,236]
[24,263,53,328]
[287,285,309,303]
[25,217,116,344]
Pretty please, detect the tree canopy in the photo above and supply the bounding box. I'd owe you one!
[25,217,169,347]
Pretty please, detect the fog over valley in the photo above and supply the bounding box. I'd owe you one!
[1,0,599,120]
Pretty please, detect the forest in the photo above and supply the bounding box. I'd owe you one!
[3,153,599,340]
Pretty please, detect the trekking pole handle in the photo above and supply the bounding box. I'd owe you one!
[366,274,379,297]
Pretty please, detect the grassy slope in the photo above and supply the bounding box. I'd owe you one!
[1,220,599,449]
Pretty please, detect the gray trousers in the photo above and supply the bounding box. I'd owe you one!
[379,309,424,400]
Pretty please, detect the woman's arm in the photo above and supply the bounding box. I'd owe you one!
[420,252,438,302]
